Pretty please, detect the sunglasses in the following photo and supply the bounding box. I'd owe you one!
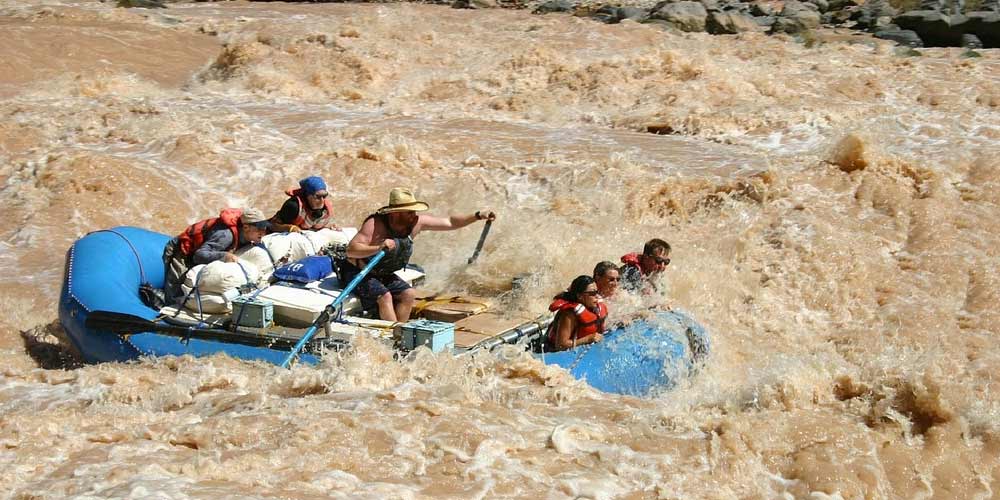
[311,193,329,199]
[647,255,671,265]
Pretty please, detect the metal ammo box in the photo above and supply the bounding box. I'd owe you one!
[396,319,455,353]
[231,296,274,329]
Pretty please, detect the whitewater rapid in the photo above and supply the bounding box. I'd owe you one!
[1,0,999,497]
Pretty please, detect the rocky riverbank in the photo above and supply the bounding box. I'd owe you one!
[522,0,1000,48]
[119,0,999,48]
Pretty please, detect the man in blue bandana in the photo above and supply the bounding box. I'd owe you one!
[270,176,340,232]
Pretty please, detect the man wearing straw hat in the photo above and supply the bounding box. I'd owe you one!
[342,187,495,322]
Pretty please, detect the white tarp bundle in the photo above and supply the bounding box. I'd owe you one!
[235,228,357,281]
[235,246,275,280]
[181,261,260,313]
[304,228,356,251]
[250,228,358,266]
[181,228,359,315]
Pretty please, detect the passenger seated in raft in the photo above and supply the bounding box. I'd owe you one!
[341,187,495,323]
[545,275,608,352]
[593,260,621,300]
[162,207,271,302]
[620,238,671,294]
[269,175,340,233]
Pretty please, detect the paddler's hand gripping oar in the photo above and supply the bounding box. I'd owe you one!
[467,219,493,264]
[280,250,386,368]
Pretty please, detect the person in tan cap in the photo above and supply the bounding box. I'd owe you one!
[343,188,495,322]
[162,207,272,302]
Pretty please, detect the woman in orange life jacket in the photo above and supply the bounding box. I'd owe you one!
[546,275,608,352]
[269,176,340,233]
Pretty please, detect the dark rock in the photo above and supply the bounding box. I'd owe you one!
[750,1,774,16]
[533,0,574,13]
[721,2,752,14]
[648,1,709,31]
[618,7,648,21]
[754,15,777,26]
[805,0,829,13]
[894,10,964,46]
[591,5,619,22]
[452,0,498,8]
[698,0,721,11]
[826,0,860,11]
[874,26,924,46]
[823,9,854,24]
[707,11,764,32]
[960,33,983,47]
[591,5,647,23]
[963,11,1000,47]
[853,0,897,30]
[117,0,166,8]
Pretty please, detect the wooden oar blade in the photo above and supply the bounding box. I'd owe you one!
[468,219,493,264]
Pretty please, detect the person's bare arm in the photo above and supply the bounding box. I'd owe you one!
[346,218,395,258]
[555,313,579,351]
[416,210,496,233]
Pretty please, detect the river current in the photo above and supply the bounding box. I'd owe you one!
[1,0,999,497]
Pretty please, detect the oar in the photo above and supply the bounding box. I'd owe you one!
[467,219,493,264]
[85,311,309,350]
[280,249,386,368]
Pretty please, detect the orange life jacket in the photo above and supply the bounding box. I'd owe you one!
[284,188,335,230]
[177,208,242,257]
[620,252,646,275]
[546,298,608,349]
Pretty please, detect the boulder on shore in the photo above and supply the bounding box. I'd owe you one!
[707,10,765,33]
[648,1,710,31]
[874,26,924,46]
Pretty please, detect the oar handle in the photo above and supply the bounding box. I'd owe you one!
[280,250,386,368]
[468,219,492,264]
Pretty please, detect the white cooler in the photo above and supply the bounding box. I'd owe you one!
[256,285,363,327]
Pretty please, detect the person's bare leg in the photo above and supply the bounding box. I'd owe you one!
[394,288,416,322]
[377,292,397,322]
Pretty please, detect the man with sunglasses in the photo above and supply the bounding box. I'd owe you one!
[619,238,671,294]
[269,176,340,233]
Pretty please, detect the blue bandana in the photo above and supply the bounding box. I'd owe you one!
[299,176,327,195]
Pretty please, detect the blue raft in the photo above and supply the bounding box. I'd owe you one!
[59,226,323,366]
[59,227,709,396]
[537,310,709,397]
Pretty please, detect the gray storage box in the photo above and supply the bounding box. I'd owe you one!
[231,296,274,329]
[396,319,455,353]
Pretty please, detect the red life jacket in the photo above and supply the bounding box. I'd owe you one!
[620,252,646,275]
[284,188,335,230]
[177,208,242,257]
[546,298,608,349]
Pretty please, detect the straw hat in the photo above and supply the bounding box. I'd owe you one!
[377,188,430,214]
